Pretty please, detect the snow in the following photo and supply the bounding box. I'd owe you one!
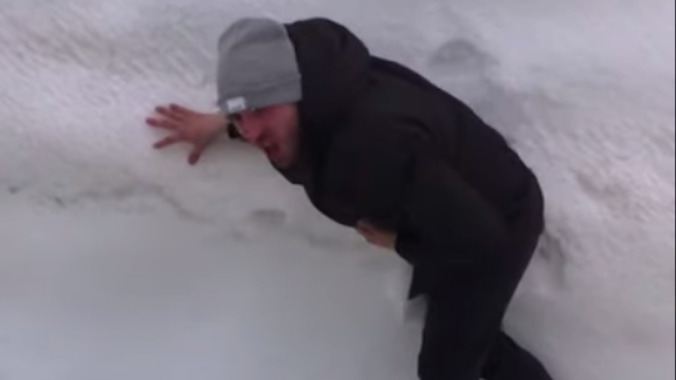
[0,0,673,379]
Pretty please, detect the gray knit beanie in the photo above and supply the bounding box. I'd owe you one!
[216,18,302,114]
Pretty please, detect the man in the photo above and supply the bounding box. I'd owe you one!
[146,17,554,380]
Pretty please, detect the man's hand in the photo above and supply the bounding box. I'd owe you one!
[356,220,397,251]
[146,104,228,165]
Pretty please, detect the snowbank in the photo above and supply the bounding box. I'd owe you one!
[0,0,673,379]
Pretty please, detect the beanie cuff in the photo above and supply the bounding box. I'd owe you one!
[218,75,302,114]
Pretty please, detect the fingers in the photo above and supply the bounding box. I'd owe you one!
[169,103,194,115]
[360,232,377,246]
[154,135,183,149]
[188,144,206,165]
[356,220,376,234]
[148,104,208,165]
[146,117,180,131]
[152,135,207,165]
[356,226,371,237]
[155,106,184,121]
[356,223,375,243]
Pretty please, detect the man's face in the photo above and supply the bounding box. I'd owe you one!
[230,104,300,168]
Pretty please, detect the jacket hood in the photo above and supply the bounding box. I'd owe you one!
[285,18,371,137]
[272,19,371,185]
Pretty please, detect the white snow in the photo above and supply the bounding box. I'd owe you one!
[0,0,673,379]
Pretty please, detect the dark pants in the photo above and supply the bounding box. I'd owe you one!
[416,180,553,380]
[419,286,553,380]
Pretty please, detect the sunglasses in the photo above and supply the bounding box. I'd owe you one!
[226,107,261,136]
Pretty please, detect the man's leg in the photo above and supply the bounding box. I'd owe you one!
[416,179,552,379]
[481,332,553,380]
[417,266,553,380]
[416,235,552,379]
[416,262,508,380]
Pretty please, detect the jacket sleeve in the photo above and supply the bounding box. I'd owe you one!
[394,150,509,267]
[325,126,509,268]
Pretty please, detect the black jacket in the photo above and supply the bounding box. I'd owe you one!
[232,18,545,298]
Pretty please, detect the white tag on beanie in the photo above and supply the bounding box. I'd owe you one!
[226,97,247,113]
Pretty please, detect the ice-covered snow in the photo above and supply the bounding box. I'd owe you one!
[0,0,674,379]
